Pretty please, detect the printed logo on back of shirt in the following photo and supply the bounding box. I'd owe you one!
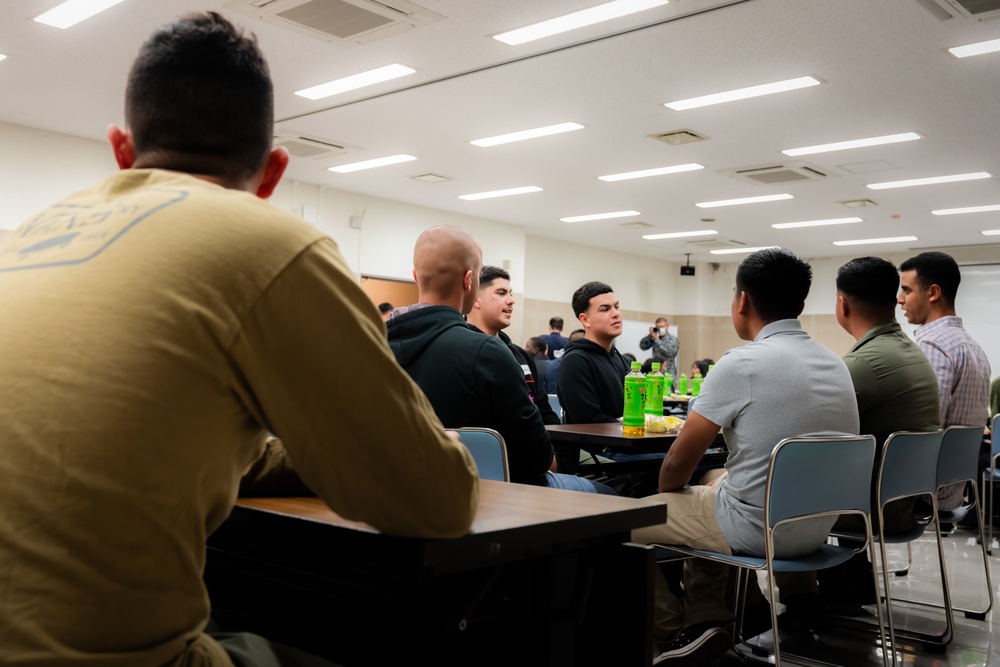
[0,189,187,272]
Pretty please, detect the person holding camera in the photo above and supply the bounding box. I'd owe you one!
[640,317,679,380]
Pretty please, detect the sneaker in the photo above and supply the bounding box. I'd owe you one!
[653,623,731,666]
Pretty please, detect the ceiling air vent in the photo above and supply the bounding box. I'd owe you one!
[649,129,709,145]
[226,0,444,45]
[915,0,1000,20]
[273,132,346,159]
[724,160,834,186]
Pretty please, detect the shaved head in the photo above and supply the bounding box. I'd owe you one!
[413,225,483,314]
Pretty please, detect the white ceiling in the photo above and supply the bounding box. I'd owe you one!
[2,0,1000,262]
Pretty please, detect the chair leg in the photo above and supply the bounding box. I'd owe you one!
[893,542,911,577]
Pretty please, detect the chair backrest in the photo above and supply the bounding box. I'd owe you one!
[766,435,876,528]
[993,414,1000,458]
[547,394,563,423]
[936,424,987,488]
[454,427,510,481]
[877,430,944,506]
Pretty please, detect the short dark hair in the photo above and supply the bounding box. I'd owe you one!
[568,329,586,341]
[899,251,961,307]
[549,317,564,330]
[836,257,899,319]
[526,336,547,355]
[735,248,812,321]
[125,12,274,183]
[692,358,714,376]
[479,265,510,287]
[572,281,614,318]
[377,302,394,315]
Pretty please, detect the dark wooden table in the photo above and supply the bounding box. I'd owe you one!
[547,422,728,474]
[205,480,666,667]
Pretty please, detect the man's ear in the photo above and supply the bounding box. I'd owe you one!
[463,269,473,292]
[836,294,849,319]
[107,124,135,170]
[926,283,943,304]
[255,147,289,199]
[578,312,590,329]
[736,290,750,316]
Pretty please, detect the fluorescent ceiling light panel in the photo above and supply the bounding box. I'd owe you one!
[782,132,921,157]
[493,0,669,45]
[664,76,821,111]
[982,229,1000,236]
[948,38,1000,59]
[471,122,584,147]
[459,186,543,201]
[598,163,704,181]
[931,204,1000,216]
[833,236,917,246]
[867,172,991,190]
[643,230,718,240]
[695,193,793,208]
[710,246,779,255]
[34,0,126,28]
[561,210,640,223]
[328,154,416,173]
[0,54,7,62]
[295,64,415,100]
[772,217,862,229]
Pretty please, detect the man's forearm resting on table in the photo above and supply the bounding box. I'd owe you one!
[657,411,721,492]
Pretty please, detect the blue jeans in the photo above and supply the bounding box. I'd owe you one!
[545,471,620,495]
[601,450,665,462]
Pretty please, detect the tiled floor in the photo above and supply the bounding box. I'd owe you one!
[718,523,1000,666]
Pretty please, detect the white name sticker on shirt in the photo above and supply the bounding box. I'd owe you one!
[0,189,188,272]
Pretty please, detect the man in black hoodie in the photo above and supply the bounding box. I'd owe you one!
[467,265,561,426]
[388,227,616,495]
[558,282,664,464]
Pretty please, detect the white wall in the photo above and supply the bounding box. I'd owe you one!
[0,121,115,232]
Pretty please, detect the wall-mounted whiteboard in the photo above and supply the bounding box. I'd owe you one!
[897,263,999,381]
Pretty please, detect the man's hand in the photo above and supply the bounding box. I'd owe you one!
[658,410,723,492]
[648,326,660,340]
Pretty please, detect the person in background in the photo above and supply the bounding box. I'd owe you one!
[640,316,680,380]
[466,266,560,425]
[378,302,394,321]
[387,227,615,495]
[898,251,991,511]
[631,248,859,665]
[524,336,551,390]
[690,358,714,378]
[545,328,585,394]
[0,12,478,667]
[543,316,569,359]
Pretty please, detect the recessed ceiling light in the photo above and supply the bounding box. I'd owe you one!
[931,204,1000,216]
[782,132,921,157]
[598,163,704,181]
[833,236,918,246]
[34,0,126,29]
[710,246,779,255]
[643,230,719,240]
[561,210,640,223]
[867,172,991,190]
[664,76,821,111]
[695,193,793,208]
[471,122,584,147]
[493,0,669,45]
[295,64,415,101]
[772,217,862,229]
[948,38,1000,59]
[329,154,417,173]
[982,229,1000,236]
[459,186,543,201]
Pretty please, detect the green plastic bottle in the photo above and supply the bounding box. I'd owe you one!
[645,362,664,415]
[623,361,646,437]
[664,373,673,396]
[691,370,703,397]
[678,372,688,396]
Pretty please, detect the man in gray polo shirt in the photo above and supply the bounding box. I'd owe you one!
[633,248,859,665]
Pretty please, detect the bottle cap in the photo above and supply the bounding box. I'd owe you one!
[631,361,641,370]
[651,362,660,370]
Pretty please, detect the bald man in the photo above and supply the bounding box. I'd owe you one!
[388,226,616,494]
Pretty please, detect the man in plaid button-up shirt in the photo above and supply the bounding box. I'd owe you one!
[899,251,991,510]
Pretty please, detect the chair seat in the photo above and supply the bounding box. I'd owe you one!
[655,543,857,573]
[835,523,926,545]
